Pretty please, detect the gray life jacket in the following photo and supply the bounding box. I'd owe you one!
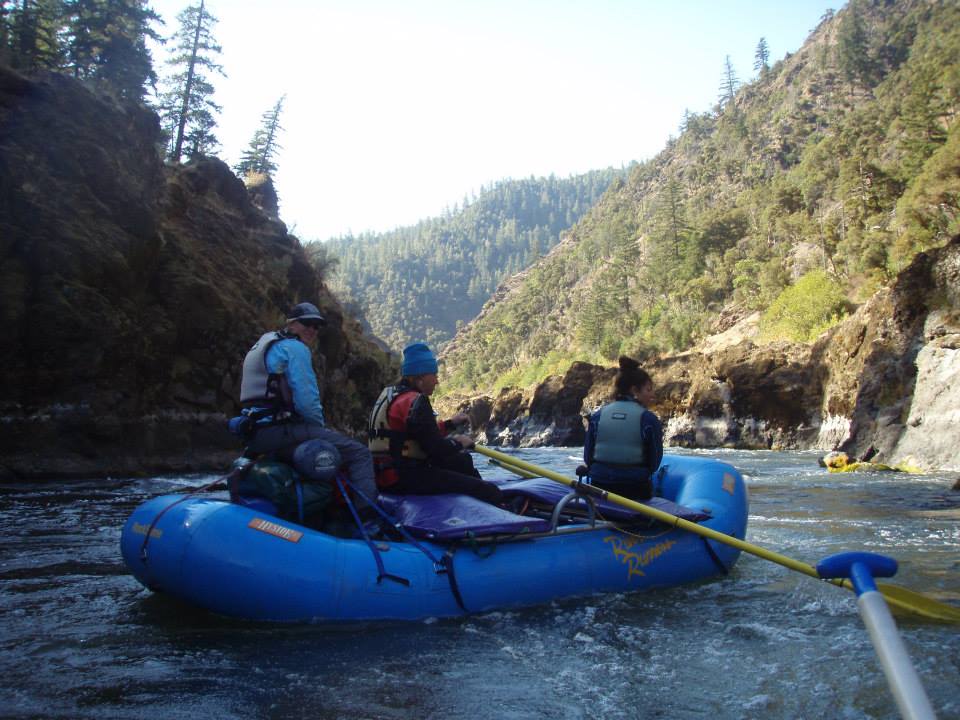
[239,331,294,413]
[593,399,647,466]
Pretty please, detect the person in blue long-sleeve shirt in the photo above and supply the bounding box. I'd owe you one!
[583,356,663,501]
[239,302,378,506]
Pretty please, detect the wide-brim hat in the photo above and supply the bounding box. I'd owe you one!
[286,302,326,325]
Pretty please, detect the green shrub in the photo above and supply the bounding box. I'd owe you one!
[759,270,849,342]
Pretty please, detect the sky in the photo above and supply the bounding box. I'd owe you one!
[146,0,844,241]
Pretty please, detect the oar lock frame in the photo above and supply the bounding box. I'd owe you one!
[551,490,599,529]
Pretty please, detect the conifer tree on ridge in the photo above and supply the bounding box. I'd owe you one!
[718,54,739,107]
[157,0,224,162]
[236,94,286,177]
[753,37,770,75]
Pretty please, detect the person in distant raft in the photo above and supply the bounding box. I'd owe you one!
[239,302,379,507]
[582,356,663,501]
[368,342,503,505]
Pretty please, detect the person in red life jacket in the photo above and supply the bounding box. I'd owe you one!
[368,342,503,505]
[238,302,379,510]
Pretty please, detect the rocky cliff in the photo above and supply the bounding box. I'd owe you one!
[0,66,395,478]
[439,236,960,472]
[819,235,960,471]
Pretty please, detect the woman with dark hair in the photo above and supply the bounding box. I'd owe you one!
[582,356,663,501]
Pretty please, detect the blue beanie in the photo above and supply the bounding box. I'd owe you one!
[402,342,438,376]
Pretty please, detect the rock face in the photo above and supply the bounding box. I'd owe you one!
[820,237,960,471]
[242,171,279,217]
[470,362,614,447]
[446,343,822,451]
[0,67,395,478]
[440,236,960,471]
[654,341,823,450]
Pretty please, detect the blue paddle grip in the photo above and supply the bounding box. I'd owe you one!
[816,552,898,595]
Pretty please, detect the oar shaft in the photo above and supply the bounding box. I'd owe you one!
[486,456,538,479]
[858,591,937,720]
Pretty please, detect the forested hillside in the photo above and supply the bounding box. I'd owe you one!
[325,169,625,350]
[441,0,960,395]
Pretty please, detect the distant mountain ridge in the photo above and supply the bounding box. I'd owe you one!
[326,168,627,351]
[439,0,960,396]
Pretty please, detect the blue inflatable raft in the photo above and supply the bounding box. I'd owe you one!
[120,454,748,622]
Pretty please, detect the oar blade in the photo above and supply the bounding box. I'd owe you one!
[878,582,960,625]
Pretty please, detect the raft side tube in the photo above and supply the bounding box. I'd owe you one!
[119,454,751,622]
[657,455,748,569]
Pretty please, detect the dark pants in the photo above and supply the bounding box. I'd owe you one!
[588,462,653,501]
[591,478,653,502]
[246,422,378,506]
[391,452,503,505]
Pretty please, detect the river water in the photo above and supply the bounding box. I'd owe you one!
[0,448,958,719]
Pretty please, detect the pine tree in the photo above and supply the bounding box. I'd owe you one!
[898,61,950,177]
[235,94,285,176]
[753,37,769,75]
[837,2,876,87]
[718,55,739,107]
[6,0,64,72]
[64,0,98,76]
[659,177,688,259]
[157,0,223,162]
[63,0,161,100]
[181,94,218,157]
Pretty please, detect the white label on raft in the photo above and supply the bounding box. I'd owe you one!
[722,473,736,495]
[442,517,468,526]
[248,517,303,543]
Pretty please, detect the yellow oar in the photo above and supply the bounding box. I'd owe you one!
[486,456,539,479]
[474,445,960,625]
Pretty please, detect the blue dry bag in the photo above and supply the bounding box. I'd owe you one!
[292,439,343,482]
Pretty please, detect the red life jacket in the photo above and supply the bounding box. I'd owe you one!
[367,385,448,488]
